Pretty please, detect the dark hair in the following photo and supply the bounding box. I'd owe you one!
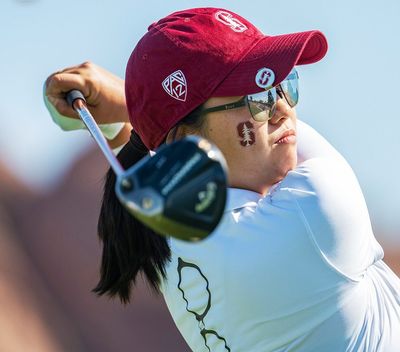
[93,106,204,304]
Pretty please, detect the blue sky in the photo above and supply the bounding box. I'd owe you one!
[1,0,399,242]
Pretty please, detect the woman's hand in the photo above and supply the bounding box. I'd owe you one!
[45,61,129,124]
[45,61,132,148]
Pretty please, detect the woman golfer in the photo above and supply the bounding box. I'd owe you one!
[46,7,400,351]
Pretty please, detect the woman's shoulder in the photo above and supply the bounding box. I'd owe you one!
[272,156,355,197]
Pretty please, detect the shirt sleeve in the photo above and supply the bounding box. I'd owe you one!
[296,119,344,163]
[274,121,383,279]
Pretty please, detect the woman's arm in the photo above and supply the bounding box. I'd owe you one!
[296,119,345,164]
[287,120,382,278]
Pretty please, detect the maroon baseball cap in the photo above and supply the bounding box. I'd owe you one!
[125,7,328,150]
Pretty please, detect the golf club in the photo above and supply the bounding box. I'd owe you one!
[66,90,228,241]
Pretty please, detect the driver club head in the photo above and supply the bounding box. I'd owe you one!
[115,136,228,241]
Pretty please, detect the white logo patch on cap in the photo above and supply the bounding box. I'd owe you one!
[215,11,248,33]
[255,68,275,89]
[162,70,187,102]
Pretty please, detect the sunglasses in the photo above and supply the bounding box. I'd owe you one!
[200,68,299,122]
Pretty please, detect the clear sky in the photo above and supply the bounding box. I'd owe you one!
[1,0,399,242]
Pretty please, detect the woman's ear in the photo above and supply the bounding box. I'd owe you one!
[166,127,178,144]
[166,125,196,144]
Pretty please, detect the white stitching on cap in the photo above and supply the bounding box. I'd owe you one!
[215,11,248,33]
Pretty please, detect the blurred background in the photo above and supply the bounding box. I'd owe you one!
[0,0,399,351]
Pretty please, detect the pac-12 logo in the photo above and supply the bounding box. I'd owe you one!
[162,70,187,102]
[215,11,248,33]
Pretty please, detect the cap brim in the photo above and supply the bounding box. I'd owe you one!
[213,30,328,96]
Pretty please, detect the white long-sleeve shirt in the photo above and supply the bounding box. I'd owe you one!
[161,121,400,351]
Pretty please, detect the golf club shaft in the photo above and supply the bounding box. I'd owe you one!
[67,91,125,177]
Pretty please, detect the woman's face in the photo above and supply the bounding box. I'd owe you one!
[201,95,298,195]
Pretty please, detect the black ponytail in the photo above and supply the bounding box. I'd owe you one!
[93,106,205,304]
[93,131,171,304]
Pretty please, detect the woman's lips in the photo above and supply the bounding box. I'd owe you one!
[274,129,296,144]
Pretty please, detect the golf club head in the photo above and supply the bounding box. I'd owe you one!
[115,136,228,241]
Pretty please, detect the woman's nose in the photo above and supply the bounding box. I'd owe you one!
[269,96,290,124]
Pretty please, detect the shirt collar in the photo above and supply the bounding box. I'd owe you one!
[225,187,262,212]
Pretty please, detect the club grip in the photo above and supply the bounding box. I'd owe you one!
[66,90,86,108]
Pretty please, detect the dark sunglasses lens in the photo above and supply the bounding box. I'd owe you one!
[247,89,277,121]
[280,74,299,107]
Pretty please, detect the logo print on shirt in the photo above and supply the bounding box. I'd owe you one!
[255,68,275,89]
[162,70,187,101]
[215,11,248,33]
[237,121,255,147]
[177,258,231,351]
